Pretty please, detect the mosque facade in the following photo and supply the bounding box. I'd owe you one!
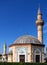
[0,7,47,63]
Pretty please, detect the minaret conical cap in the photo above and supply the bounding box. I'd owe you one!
[38,5,42,15]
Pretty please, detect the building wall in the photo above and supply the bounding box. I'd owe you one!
[8,44,44,63]
[8,46,13,62]
[8,44,32,62]
[32,45,44,63]
[8,54,13,62]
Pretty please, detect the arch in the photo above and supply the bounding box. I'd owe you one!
[35,49,41,54]
[16,47,28,62]
[34,49,41,62]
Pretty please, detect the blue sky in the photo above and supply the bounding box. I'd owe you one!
[0,0,47,53]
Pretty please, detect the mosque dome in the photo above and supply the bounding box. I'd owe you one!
[13,35,40,44]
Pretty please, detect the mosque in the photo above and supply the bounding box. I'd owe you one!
[0,7,47,63]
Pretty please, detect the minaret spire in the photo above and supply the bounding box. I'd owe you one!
[38,4,41,15]
[37,5,43,20]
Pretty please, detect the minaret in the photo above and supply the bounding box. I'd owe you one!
[2,42,7,61]
[3,42,7,54]
[36,6,44,44]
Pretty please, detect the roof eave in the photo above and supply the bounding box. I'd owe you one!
[9,43,45,47]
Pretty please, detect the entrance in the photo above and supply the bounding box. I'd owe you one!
[19,55,25,62]
[36,55,40,62]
